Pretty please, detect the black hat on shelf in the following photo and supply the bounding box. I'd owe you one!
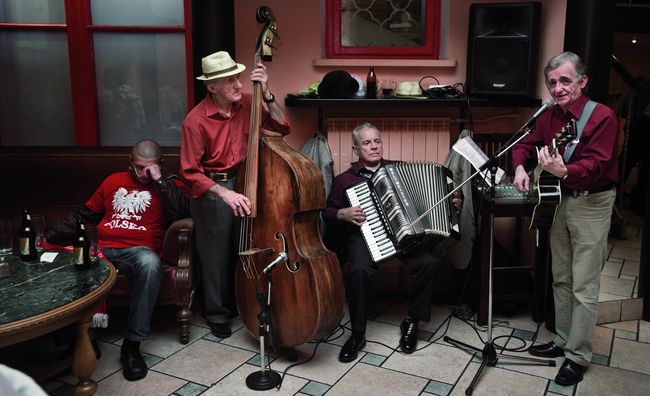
[317,70,359,99]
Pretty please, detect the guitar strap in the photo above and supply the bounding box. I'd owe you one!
[563,100,597,162]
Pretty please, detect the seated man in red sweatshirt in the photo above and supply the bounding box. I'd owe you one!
[46,139,189,381]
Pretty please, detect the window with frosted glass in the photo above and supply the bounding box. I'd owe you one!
[0,0,66,24]
[326,0,440,59]
[90,0,183,26]
[341,0,425,47]
[94,32,187,146]
[0,31,74,146]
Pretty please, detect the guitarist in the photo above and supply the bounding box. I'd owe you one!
[512,52,618,387]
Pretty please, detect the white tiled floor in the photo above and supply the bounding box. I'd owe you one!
[37,210,647,395]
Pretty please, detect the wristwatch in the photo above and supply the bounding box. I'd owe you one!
[263,93,275,103]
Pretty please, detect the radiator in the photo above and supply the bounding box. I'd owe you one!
[327,117,451,175]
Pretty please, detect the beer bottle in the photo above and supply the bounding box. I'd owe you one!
[19,209,37,261]
[366,66,377,99]
[73,219,91,271]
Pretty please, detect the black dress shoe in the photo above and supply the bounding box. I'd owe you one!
[120,341,148,381]
[555,358,586,386]
[209,322,232,338]
[399,318,418,354]
[339,334,366,363]
[529,342,564,358]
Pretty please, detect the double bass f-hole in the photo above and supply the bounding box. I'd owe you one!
[273,232,300,274]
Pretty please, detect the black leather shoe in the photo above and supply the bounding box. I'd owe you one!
[529,342,564,358]
[120,341,148,381]
[209,322,232,338]
[339,334,366,363]
[399,318,418,354]
[555,358,586,386]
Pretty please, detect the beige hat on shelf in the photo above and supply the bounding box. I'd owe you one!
[196,51,246,81]
[394,81,427,98]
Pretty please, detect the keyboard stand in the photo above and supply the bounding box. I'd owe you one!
[475,200,552,326]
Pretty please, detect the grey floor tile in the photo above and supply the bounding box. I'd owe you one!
[330,362,429,395]
[576,362,650,395]
[383,341,472,384]
[610,245,642,261]
[603,319,638,333]
[610,337,650,375]
[424,379,453,396]
[547,380,574,395]
[173,381,208,396]
[93,369,186,396]
[140,323,211,358]
[152,339,255,386]
[592,325,614,357]
[639,319,650,343]
[600,275,636,298]
[299,380,331,396]
[360,352,386,366]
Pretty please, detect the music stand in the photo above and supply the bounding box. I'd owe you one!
[428,126,555,395]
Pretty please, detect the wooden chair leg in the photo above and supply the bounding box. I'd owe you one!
[176,306,193,344]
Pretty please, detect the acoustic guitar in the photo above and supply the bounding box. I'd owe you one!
[529,121,576,230]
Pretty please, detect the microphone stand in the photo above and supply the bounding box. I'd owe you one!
[245,264,282,390]
[442,125,555,395]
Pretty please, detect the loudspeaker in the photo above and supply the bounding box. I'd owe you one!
[466,2,541,97]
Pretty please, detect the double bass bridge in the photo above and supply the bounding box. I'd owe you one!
[239,247,274,279]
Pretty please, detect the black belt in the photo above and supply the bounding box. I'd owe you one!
[205,170,236,182]
[562,182,614,198]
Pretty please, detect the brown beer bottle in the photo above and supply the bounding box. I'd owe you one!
[19,209,37,261]
[73,219,91,271]
[366,66,377,99]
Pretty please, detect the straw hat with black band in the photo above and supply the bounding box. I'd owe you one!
[196,51,246,81]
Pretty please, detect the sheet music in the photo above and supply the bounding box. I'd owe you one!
[452,135,505,185]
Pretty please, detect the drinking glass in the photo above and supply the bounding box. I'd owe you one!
[0,218,13,262]
[32,215,46,256]
[381,79,396,98]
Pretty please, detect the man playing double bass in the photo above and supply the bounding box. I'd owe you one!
[180,51,290,338]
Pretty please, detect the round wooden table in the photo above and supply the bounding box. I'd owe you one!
[0,251,116,395]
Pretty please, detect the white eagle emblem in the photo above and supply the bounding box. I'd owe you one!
[112,187,151,221]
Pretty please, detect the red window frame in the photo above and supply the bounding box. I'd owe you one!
[325,0,441,59]
[0,0,193,146]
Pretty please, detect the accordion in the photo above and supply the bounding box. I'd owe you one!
[345,162,460,262]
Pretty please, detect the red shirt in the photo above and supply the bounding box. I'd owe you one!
[180,93,290,198]
[512,95,619,191]
[85,172,166,255]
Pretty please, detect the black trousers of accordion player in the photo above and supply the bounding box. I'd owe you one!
[345,231,440,334]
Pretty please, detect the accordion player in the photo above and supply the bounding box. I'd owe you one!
[345,162,460,262]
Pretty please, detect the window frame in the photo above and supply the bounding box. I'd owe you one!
[0,0,193,146]
[325,0,441,59]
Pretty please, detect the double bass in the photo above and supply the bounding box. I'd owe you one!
[234,6,344,348]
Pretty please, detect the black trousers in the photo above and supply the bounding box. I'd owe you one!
[191,179,238,325]
[345,231,440,334]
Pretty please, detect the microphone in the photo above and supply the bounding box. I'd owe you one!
[522,99,556,130]
[262,252,288,274]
